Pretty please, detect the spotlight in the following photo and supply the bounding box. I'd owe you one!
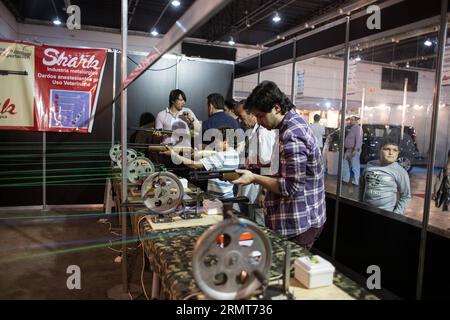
[272,12,281,23]
[53,18,62,25]
[151,29,159,36]
[171,0,181,7]
[406,61,410,68]
[424,39,432,47]
[228,37,235,46]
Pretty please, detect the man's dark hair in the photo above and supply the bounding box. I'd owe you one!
[224,99,237,111]
[169,89,186,106]
[314,114,321,122]
[245,80,294,114]
[207,93,225,110]
[139,112,155,126]
[381,137,400,148]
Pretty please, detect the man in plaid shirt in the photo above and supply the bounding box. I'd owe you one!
[232,81,326,250]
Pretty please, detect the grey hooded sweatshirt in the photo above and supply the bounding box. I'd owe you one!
[361,160,411,214]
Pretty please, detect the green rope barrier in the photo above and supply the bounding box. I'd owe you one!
[0,166,113,175]
[0,141,112,145]
[0,160,111,166]
[0,176,113,187]
[0,152,108,159]
[0,172,118,181]
[0,227,207,264]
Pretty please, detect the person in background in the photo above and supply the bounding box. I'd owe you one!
[310,114,325,152]
[343,115,362,186]
[359,138,411,214]
[224,99,239,122]
[130,112,155,145]
[234,99,276,225]
[155,89,199,145]
[433,149,450,212]
[201,93,240,146]
[232,81,326,250]
[130,112,156,159]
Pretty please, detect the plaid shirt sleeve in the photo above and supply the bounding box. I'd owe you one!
[278,131,307,197]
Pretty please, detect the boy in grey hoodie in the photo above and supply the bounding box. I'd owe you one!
[360,138,411,214]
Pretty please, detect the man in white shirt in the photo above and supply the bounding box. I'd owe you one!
[155,89,199,146]
[310,114,325,151]
[234,100,276,224]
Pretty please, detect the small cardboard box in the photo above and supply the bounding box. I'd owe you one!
[294,255,335,289]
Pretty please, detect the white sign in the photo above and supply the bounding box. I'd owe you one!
[347,59,358,95]
[296,70,305,103]
[442,44,450,86]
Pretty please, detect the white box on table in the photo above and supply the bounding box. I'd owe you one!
[294,255,335,289]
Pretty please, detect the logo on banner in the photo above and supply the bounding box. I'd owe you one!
[0,98,17,117]
[43,48,100,70]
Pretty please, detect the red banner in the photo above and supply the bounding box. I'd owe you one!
[0,40,107,133]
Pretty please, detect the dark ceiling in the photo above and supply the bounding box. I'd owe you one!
[1,0,440,69]
[1,0,348,46]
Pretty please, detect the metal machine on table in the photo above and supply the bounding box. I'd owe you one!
[110,142,293,300]
[109,143,156,186]
[109,145,249,223]
[140,170,249,222]
[191,210,295,300]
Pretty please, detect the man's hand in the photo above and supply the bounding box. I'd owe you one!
[351,148,356,157]
[231,169,255,185]
[258,193,265,208]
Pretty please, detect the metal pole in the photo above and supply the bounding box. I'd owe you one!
[112,50,117,147]
[332,16,350,259]
[360,87,365,128]
[416,0,448,300]
[257,52,261,84]
[42,131,47,210]
[120,0,129,295]
[175,55,179,89]
[290,40,297,103]
[401,78,408,140]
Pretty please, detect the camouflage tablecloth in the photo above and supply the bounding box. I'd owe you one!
[139,220,379,300]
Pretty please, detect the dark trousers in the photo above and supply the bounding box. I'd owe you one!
[288,225,324,251]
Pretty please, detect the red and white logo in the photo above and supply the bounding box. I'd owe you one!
[42,48,100,70]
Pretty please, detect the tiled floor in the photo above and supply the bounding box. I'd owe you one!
[325,174,450,235]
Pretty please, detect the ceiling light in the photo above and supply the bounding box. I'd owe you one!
[151,29,159,36]
[228,37,235,46]
[272,12,281,23]
[424,39,432,47]
[53,18,62,25]
[171,0,181,7]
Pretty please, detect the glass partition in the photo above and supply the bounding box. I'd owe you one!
[294,50,345,195]
[260,64,293,99]
[233,73,258,101]
[338,26,440,225]
[427,24,450,235]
